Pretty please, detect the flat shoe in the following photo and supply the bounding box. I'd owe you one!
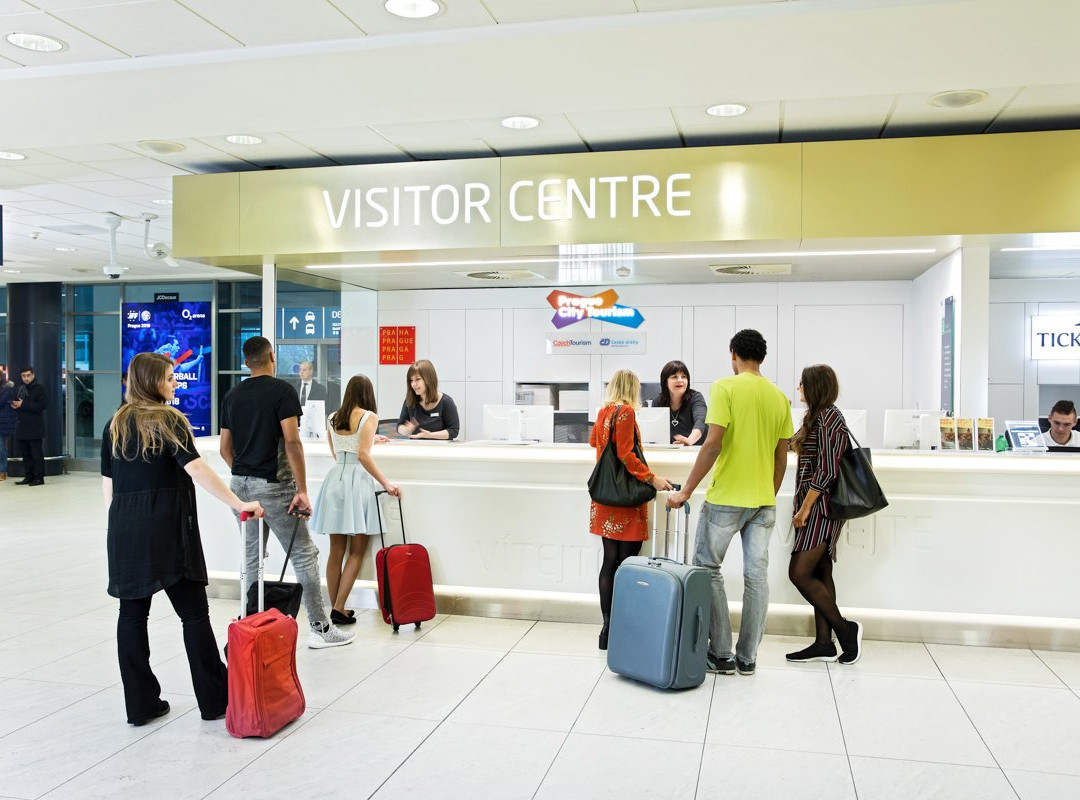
[330,609,356,625]
[129,699,170,727]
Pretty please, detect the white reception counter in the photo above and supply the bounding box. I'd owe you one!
[194,438,1080,649]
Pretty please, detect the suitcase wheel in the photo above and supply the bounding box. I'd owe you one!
[414,622,421,630]
[392,623,400,633]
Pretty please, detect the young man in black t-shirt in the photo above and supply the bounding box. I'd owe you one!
[220,336,353,649]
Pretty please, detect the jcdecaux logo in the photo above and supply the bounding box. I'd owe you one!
[547,289,644,330]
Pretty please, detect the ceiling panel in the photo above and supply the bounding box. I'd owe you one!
[19,182,133,209]
[2,199,92,215]
[370,120,499,158]
[884,87,1014,137]
[180,0,364,46]
[987,83,1080,132]
[0,1,38,12]
[0,167,44,188]
[673,101,781,144]
[84,158,193,180]
[282,127,409,162]
[52,0,242,57]
[0,11,126,64]
[21,0,148,9]
[782,94,893,138]
[467,114,586,155]
[37,143,143,162]
[332,0,495,35]
[17,162,119,182]
[636,0,784,10]
[69,178,171,198]
[193,132,333,167]
[568,107,681,150]
[482,0,636,24]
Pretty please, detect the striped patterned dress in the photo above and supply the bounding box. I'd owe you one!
[792,405,849,560]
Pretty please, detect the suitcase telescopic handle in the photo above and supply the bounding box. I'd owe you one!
[374,490,406,550]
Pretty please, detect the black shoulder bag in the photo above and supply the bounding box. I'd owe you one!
[245,514,305,618]
[825,431,889,520]
[587,406,657,508]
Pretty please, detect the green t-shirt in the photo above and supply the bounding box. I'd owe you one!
[704,372,794,508]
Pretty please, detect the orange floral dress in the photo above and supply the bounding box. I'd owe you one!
[589,405,655,541]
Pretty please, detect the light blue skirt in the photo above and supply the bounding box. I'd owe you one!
[310,452,381,536]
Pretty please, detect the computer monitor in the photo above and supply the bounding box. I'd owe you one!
[482,405,555,443]
[299,400,326,439]
[883,409,940,449]
[1005,420,1045,451]
[636,406,670,445]
[838,409,867,442]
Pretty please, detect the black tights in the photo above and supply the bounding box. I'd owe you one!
[788,543,845,643]
[598,538,642,616]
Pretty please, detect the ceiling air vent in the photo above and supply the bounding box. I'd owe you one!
[712,263,792,276]
[458,269,544,281]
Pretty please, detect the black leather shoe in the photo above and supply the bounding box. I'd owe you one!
[15,477,30,485]
[28,479,44,486]
[128,699,170,727]
[330,609,356,625]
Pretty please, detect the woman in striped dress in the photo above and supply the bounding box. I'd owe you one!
[786,364,863,665]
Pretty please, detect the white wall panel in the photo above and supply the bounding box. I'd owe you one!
[793,305,905,448]
[599,306,682,380]
[1037,359,1080,385]
[466,381,503,441]
[988,383,1025,430]
[428,309,466,381]
[988,302,1025,384]
[465,308,503,381]
[735,305,779,382]
[513,308,590,382]
[691,306,736,383]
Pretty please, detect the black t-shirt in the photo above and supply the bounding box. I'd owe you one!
[100,414,199,489]
[398,393,460,439]
[220,375,302,481]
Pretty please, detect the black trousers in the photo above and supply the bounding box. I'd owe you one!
[117,578,227,723]
[18,438,44,481]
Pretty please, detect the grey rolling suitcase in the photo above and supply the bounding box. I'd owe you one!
[606,491,712,690]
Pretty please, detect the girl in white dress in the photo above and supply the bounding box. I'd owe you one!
[310,374,400,625]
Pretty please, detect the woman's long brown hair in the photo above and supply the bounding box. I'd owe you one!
[791,364,839,453]
[332,374,378,431]
[405,359,439,408]
[110,352,192,460]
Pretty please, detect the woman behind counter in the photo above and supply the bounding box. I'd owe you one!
[590,369,673,650]
[649,360,707,446]
[397,359,460,440]
[102,352,263,726]
[786,364,862,665]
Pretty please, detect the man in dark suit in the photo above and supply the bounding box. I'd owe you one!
[11,366,48,486]
[296,361,327,406]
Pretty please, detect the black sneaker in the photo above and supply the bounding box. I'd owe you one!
[706,653,736,674]
[786,641,838,663]
[736,658,756,676]
[837,620,863,665]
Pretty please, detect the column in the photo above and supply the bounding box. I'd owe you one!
[7,282,63,465]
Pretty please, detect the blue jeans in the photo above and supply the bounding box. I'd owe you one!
[230,476,329,631]
[693,502,775,664]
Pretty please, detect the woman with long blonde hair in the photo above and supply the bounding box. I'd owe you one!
[102,352,262,727]
[589,369,673,649]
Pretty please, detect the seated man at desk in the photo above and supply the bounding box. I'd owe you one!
[1039,400,1080,447]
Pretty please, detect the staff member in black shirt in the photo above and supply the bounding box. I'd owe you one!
[649,360,707,446]
[397,359,460,440]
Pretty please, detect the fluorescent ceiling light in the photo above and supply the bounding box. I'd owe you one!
[54,247,77,252]
[5,32,66,52]
[0,150,26,160]
[1000,247,1080,252]
[151,198,173,205]
[2,269,21,274]
[501,116,540,130]
[706,103,749,118]
[307,248,936,271]
[385,0,442,19]
[225,134,263,146]
[928,89,987,109]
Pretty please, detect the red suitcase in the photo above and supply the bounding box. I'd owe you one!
[226,512,306,739]
[374,492,436,632]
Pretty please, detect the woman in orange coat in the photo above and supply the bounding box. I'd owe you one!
[590,369,673,649]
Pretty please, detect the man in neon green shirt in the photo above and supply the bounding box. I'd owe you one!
[668,329,792,676]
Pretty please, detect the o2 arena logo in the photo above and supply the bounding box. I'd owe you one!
[547,289,644,330]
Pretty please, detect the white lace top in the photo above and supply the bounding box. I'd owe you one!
[327,410,371,455]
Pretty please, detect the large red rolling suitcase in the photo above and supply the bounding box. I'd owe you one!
[374,491,436,633]
[226,511,306,739]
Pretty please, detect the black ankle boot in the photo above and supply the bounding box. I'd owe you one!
[598,613,611,650]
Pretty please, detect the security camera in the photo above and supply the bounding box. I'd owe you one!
[103,263,123,280]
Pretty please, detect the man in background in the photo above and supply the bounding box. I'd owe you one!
[296,361,327,407]
[1039,400,1080,447]
[11,367,48,486]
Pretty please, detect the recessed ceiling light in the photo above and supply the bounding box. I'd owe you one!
[5,32,66,52]
[137,140,186,155]
[151,198,173,205]
[384,0,442,19]
[54,246,77,252]
[928,89,988,109]
[501,116,541,130]
[0,150,26,160]
[706,103,749,118]
[225,134,263,146]
[2,268,21,274]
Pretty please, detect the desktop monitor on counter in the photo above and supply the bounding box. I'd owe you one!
[636,406,670,445]
[883,409,941,449]
[481,405,555,443]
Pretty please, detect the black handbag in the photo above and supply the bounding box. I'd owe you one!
[245,514,304,618]
[587,406,657,508]
[826,432,889,520]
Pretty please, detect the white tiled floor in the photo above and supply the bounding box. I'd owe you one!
[3,474,1080,799]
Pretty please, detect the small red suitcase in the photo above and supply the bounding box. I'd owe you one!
[226,512,306,739]
[374,492,436,632]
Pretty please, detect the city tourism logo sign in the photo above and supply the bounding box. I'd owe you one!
[547,289,644,329]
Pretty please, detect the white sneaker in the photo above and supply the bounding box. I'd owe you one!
[308,624,355,649]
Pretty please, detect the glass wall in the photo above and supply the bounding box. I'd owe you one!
[217,281,262,418]
[0,286,7,374]
[276,279,343,424]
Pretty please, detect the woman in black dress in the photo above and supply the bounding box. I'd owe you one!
[649,360,707,446]
[786,364,862,665]
[397,359,460,440]
[102,352,262,726]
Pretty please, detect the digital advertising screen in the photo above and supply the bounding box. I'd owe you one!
[122,301,212,436]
